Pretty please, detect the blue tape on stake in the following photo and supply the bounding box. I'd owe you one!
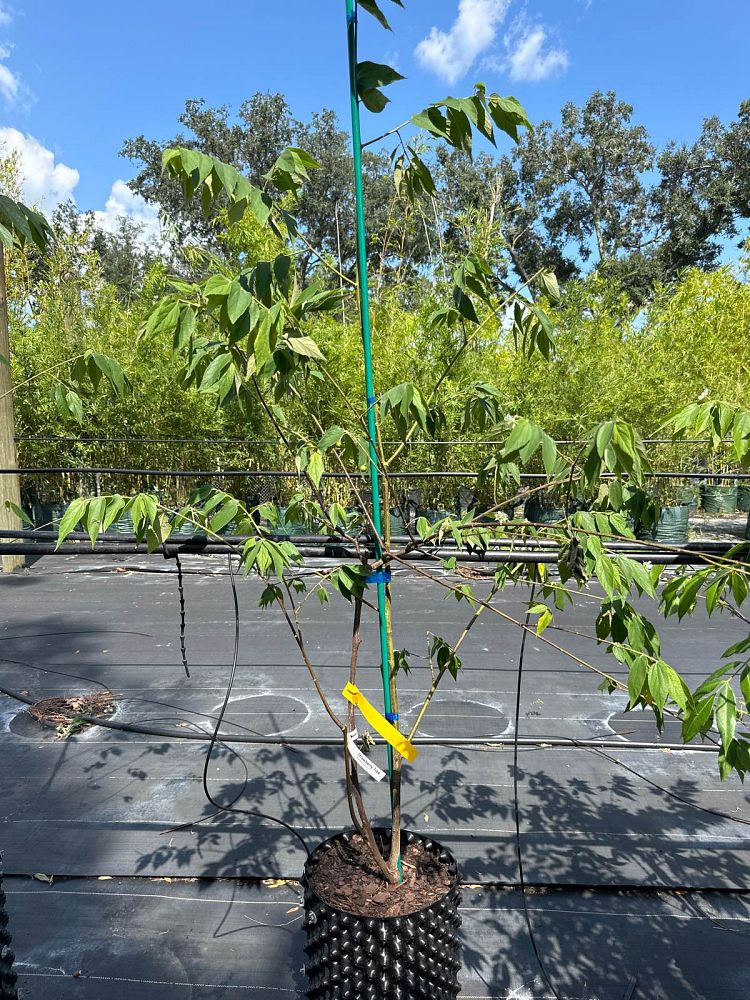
[366,395,376,407]
[366,568,392,585]
[385,712,399,722]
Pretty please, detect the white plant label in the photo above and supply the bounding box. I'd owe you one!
[347,729,386,782]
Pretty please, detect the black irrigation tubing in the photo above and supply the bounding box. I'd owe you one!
[0,528,744,560]
[0,542,742,565]
[6,466,750,480]
[0,682,723,753]
[15,435,734,446]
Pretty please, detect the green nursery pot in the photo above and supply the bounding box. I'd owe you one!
[636,505,690,546]
[745,513,750,541]
[676,484,701,512]
[737,484,750,513]
[700,484,738,515]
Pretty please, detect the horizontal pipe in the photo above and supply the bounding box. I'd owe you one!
[7,467,750,481]
[0,542,742,565]
[3,529,742,554]
[0,682,718,752]
[15,436,734,446]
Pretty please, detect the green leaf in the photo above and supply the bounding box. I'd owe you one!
[358,0,401,30]
[416,516,431,540]
[487,94,532,143]
[536,607,553,634]
[682,696,714,742]
[266,147,320,195]
[648,660,670,710]
[627,656,648,707]
[357,62,405,113]
[3,500,32,527]
[56,498,87,546]
[740,668,750,712]
[227,280,252,324]
[319,426,346,451]
[393,649,412,676]
[65,389,84,424]
[286,335,324,360]
[85,496,106,546]
[538,270,561,302]
[144,297,181,342]
[715,682,737,751]
[307,450,324,489]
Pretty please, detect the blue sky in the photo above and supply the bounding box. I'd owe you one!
[1,0,748,230]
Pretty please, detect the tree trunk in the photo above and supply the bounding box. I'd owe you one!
[0,245,24,574]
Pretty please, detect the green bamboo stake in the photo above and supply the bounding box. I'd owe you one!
[345,0,401,877]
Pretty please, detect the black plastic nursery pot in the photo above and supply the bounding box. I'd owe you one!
[0,871,18,1000]
[303,829,462,1000]
[524,499,565,524]
[700,483,738,515]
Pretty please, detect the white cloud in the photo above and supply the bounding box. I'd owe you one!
[0,42,20,103]
[0,129,161,244]
[415,0,510,85]
[505,23,569,82]
[0,3,13,27]
[94,180,162,244]
[0,127,79,211]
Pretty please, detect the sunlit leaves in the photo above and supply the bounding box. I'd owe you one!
[163,147,274,226]
[411,84,532,152]
[265,147,320,196]
[330,563,370,602]
[0,193,52,253]
[430,636,462,680]
[511,301,556,360]
[243,536,300,579]
[501,418,558,476]
[379,382,445,440]
[392,147,437,200]
[663,399,750,466]
[460,382,505,433]
[52,352,130,424]
[581,420,650,487]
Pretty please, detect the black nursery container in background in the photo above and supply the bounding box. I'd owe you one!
[0,868,18,1000]
[303,830,462,999]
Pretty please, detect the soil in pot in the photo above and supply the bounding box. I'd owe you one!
[303,829,462,1000]
[309,832,452,919]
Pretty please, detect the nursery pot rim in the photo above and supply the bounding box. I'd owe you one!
[304,826,459,921]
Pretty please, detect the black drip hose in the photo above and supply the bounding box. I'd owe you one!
[199,556,310,858]
[174,554,189,679]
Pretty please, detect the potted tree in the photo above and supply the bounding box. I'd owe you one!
[33,9,750,999]
[635,479,691,546]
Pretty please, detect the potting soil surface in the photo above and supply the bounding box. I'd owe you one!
[2,553,750,998]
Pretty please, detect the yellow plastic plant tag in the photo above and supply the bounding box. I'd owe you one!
[341,683,419,763]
